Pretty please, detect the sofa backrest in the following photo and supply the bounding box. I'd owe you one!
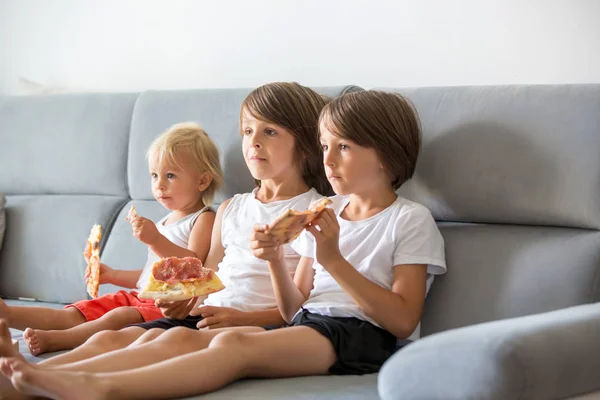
[378,84,600,336]
[0,86,360,302]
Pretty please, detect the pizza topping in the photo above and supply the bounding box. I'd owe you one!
[139,256,225,301]
[151,257,211,285]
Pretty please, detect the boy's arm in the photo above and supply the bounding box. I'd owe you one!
[309,209,429,339]
[267,256,314,323]
[99,264,142,289]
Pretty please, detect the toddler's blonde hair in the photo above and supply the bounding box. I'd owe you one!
[147,122,223,206]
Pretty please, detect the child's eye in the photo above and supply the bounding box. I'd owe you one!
[243,128,252,135]
[321,144,328,151]
[150,173,158,179]
[167,173,176,179]
[340,144,349,151]
[265,128,277,136]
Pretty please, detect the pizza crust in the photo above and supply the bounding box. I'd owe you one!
[84,224,102,299]
[265,198,332,244]
[137,290,196,301]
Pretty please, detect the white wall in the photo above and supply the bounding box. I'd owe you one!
[1,0,599,95]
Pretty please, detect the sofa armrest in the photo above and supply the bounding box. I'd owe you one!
[378,303,600,400]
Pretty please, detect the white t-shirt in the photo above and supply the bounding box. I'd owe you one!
[292,195,446,341]
[136,207,213,290]
[203,188,324,311]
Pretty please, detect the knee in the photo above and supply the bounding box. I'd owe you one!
[209,331,248,351]
[130,328,165,346]
[85,330,126,347]
[159,327,199,343]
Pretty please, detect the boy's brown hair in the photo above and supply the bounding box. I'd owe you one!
[147,122,224,206]
[319,90,421,190]
[241,82,333,196]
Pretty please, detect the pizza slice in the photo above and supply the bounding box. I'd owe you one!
[83,224,102,298]
[265,197,333,244]
[138,257,225,301]
[125,205,139,221]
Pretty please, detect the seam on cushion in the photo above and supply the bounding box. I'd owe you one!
[125,93,143,199]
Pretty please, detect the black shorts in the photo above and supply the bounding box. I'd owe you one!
[266,309,405,375]
[128,315,204,330]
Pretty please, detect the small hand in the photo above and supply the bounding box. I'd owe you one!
[130,216,161,245]
[306,208,343,267]
[191,305,249,329]
[249,224,284,262]
[98,263,114,285]
[155,297,199,320]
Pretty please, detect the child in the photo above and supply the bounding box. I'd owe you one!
[0,82,331,373]
[0,90,447,400]
[0,122,223,356]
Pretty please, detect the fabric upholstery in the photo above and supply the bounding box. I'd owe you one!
[379,303,600,400]
[422,223,600,335]
[0,195,128,303]
[378,84,600,230]
[0,93,137,196]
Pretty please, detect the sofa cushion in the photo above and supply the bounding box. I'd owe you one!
[0,195,128,303]
[0,93,137,196]
[422,223,600,335]
[379,84,600,230]
[379,303,600,400]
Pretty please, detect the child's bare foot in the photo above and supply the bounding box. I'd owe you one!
[0,320,23,361]
[22,329,52,356]
[1,357,108,400]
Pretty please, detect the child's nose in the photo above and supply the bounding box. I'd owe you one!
[324,151,335,166]
[249,134,261,148]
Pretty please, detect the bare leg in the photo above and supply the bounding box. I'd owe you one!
[23,307,144,355]
[49,326,264,373]
[1,326,336,400]
[35,327,146,368]
[0,299,86,331]
[0,319,26,399]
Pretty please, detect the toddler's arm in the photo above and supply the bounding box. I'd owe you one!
[99,264,142,289]
[131,212,216,262]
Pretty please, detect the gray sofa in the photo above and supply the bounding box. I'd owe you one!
[0,84,599,399]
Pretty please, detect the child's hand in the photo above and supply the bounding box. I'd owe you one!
[130,217,161,245]
[307,208,343,267]
[98,263,114,285]
[191,305,249,329]
[249,225,284,262]
[155,297,199,320]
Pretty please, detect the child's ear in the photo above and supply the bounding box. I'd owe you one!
[198,172,212,192]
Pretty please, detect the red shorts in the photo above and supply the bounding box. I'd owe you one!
[66,290,164,322]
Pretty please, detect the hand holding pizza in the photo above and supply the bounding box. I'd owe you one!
[155,297,199,320]
[306,208,344,268]
[191,305,249,329]
[98,263,114,285]
[249,224,284,262]
[130,216,161,246]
